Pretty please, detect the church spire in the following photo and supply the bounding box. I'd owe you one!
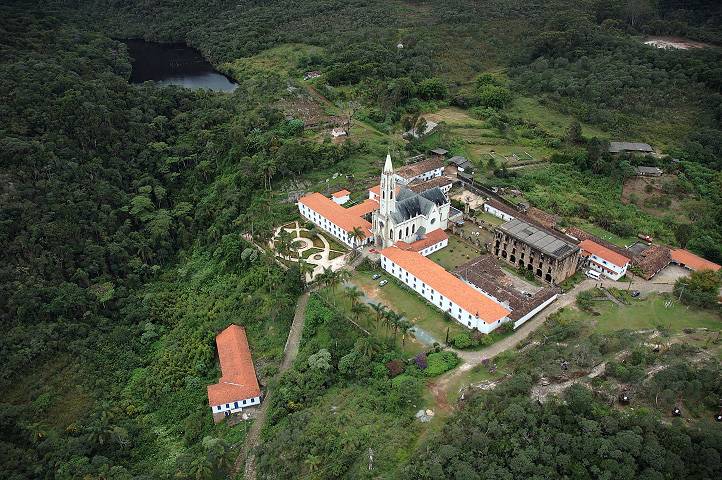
[383,151,393,173]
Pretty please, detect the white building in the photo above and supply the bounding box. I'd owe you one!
[331,189,350,205]
[298,192,373,249]
[372,154,450,248]
[394,157,445,185]
[331,127,347,138]
[380,247,510,333]
[483,199,516,222]
[207,325,262,423]
[579,239,631,281]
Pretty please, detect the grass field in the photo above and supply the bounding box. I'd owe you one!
[475,211,505,226]
[347,271,467,347]
[427,235,481,270]
[559,293,721,333]
[571,220,638,248]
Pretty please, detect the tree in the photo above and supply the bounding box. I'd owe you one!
[674,270,721,308]
[351,302,369,328]
[369,302,387,333]
[345,285,362,308]
[566,121,583,144]
[349,226,365,254]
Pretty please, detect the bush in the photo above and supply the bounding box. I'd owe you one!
[414,352,428,370]
[451,332,475,349]
[424,351,460,377]
[386,359,405,378]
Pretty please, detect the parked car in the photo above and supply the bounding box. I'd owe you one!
[585,269,601,280]
[379,280,388,287]
[369,248,378,254]
[372,273,381,280]
[630,290,640,298]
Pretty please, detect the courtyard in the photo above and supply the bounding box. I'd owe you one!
[271,221,348,280]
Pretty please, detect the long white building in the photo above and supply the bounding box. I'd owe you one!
[298,192,373,249]
[380,246,510,333]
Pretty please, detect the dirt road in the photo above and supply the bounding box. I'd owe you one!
[232,292,310,480]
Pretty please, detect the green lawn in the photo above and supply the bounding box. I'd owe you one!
[475,211,504,226]
[428,235,481,270]
[559,294,721,333]
[572,220,638,248]
[348,271,467,347]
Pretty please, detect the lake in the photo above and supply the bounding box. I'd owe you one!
[123,39,237,92]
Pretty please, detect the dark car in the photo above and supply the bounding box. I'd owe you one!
[372,273,381,280]
[630,290,640,298]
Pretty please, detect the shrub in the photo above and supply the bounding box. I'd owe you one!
[414,352,428,370]
[451,332,475,349]
[424,351,460,377]
[386,359,405,378]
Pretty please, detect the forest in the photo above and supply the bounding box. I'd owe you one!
[1,0,721,479]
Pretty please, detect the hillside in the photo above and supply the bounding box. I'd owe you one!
[1,1,721,479]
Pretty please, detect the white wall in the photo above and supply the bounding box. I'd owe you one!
[332,194,350,205]
[395,166,444,185]
[512,294,558,329]
[483,204,514,222]
[380,255,508,334]
[587,254,628,281]
[298,203,371,248]
[418,238,448,256]
[212,395,262,414]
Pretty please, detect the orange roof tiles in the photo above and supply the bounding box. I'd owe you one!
[395,229,448,253]
[332,189,350,198]
[207,325,261,406]
[369,185,380,196]
[299,192,372,238]
[380,247,510,324]
[579,239,630,268]
[671,249,720,272]
[345,199,378,217]
[395,158,444,179]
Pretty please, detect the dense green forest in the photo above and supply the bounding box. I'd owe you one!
[2,0,722,479]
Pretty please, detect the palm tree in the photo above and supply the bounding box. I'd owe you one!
[348,226,365,253]
[351,302,369,328]
[344,285,362,308]
[383,310,399,341]
[298,259,314,286]
[369,303,387,334]
[399,319,412,347]
[322,268,341,304]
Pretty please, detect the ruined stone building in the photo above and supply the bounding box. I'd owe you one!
[493,218,580,284]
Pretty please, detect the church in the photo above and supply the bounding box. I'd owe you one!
[297,153,451,255]
[371,154,450,250]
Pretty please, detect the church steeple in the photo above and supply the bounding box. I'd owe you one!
[380,152,395,217]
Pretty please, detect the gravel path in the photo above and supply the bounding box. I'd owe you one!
[232,292,310,480]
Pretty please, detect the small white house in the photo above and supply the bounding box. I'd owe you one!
[331,189,351,205]
[483,200,515,222]
[579,239,630,281]
[331,127,347,138]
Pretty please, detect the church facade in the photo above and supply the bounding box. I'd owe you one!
[371,154,450,249]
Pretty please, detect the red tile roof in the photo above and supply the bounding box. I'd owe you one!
[395,158,444,179]
[671,249,720,272]
[579,239,630,268]
[345,199,378,217]
[395,229,448,253]
[380,247,510,324]
[332,189,350,198]
[368,185,380,197]
[632,244,671,280]
[299,192,372,238]
[207,325,261,406]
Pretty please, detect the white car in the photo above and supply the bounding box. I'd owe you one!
[379,280,388,287]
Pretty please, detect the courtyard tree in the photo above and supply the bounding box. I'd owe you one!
[344,285,362,308]
[369,303,387,333]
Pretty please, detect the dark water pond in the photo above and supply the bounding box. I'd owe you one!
[123,39,237,92]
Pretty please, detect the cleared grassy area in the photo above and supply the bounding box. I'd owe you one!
[508,97,608,138]
[427,235,481,271]
[475,211,504,226]
[559,293,721,333]
[349,271,467,347]
[222,43,323,79]
[571,220,638,248]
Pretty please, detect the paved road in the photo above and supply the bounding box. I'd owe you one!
[432,269,685,403]
[232,292,310,480]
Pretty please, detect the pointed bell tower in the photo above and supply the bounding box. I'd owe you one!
[380,152,395,217]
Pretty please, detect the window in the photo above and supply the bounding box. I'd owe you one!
[243,399,247,405]
[226,404,229,408]
[234,401,238,408]
[217,406,221,411]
